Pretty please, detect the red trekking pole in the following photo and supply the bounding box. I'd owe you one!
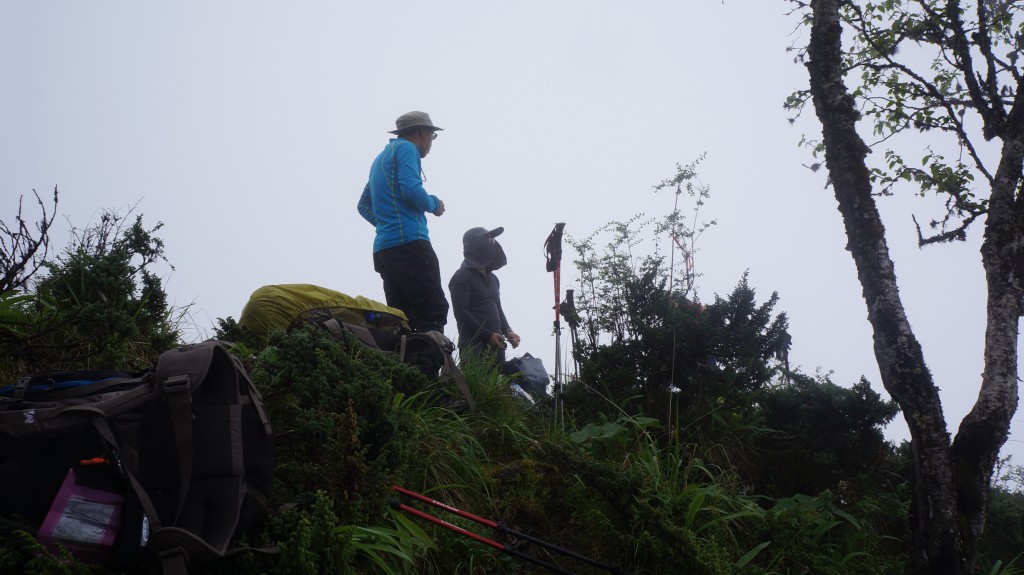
[544,223,566,429]
[391,485,632,575]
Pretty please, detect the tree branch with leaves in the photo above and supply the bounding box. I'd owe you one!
[789,0,1024,572]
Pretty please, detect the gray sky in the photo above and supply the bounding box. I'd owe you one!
[2,2,1018,464]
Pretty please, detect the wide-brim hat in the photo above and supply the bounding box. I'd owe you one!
[462,227,506,270]
[389,111,444,135]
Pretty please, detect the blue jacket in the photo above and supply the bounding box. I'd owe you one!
[357,139,442,253]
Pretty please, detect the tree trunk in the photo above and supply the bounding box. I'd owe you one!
[805,1,963,572]
[950,119,1024,561]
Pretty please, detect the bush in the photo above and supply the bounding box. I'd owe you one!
[1,209,180,376]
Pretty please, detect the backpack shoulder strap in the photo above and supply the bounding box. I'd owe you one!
[148,341,274,570]
[154,343,216,523]
[442,352,476,412]
[89,415,167,534]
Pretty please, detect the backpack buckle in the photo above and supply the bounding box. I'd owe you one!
[13,376,30,399]
[162,374,190,394]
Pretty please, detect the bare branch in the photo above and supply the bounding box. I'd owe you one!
[0,187,59,295]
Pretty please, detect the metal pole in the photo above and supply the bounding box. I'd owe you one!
[553,317,562,430]
[388,498,576,575]
[392,486,633,575]
[544,223,566,430]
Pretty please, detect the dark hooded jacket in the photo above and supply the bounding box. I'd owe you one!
[449,229,510,358]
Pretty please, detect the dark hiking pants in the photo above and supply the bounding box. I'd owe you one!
[373,240,449,332]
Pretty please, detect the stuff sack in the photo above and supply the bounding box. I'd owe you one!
[238,284,409,350]
[239,284,475,410]
[501,353,551,399]
[0,341,274,573]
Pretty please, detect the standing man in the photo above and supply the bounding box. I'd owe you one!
[358,111,449,333]
[449,226,521,365]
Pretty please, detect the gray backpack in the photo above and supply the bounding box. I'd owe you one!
[0,341,274,574]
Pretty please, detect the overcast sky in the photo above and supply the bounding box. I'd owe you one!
[2,2,1019,464]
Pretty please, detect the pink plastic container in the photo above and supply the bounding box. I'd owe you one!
[37,468,123,563]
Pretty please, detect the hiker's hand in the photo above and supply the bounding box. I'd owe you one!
[433,199,445,216]
[505,330,520,349]
[489,332,507,349]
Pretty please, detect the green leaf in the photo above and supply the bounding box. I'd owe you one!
[736,541,771,568]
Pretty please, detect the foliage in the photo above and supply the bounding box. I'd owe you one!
[785,0,1018,244]
[0,526,105,575]
[787,0,1024,571]
[0,292,41,369]
[0,189,58,380]
[750,492,898,574]
[1,198,1020,573]
[203,489,360,575]
[250,325,418,527]
[565,206,791,460]
[565,163,787,433]
[650,155,716,298]
[977,468,1024,573]
[334,508,437,575]
[0,208,181,377]
[756,372,901,497]
[570,158,715,352]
